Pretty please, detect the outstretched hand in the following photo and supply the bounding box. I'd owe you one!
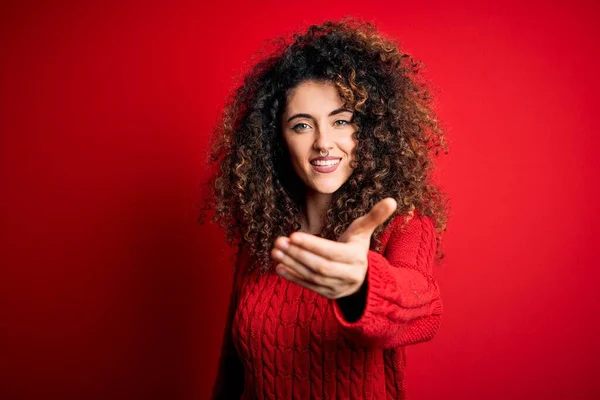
[270,197,398,299]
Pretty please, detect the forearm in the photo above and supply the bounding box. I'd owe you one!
[333,215,443,348]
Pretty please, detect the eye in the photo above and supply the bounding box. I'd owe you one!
[292,122,310,132]
[334,120,350,127]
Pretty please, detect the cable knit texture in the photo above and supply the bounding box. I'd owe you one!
[211,211,443,400]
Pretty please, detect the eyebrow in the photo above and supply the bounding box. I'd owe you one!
[286,107,353,123]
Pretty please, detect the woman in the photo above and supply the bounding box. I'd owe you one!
[200,16,449,400]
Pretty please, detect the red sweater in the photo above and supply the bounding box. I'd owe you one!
[211,211,443,400]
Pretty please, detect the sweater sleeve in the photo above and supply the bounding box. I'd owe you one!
[332,213,443,349]
[210,248,247,400]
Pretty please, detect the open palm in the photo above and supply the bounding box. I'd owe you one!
[271,197,398,299]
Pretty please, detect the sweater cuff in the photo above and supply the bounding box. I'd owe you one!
[332,249,433,346]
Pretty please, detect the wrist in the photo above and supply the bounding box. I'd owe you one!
[336,278,368,323]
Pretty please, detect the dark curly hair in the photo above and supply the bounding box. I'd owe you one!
[198,16,450,273]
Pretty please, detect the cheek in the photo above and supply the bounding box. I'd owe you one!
[285,138,308,159]
[288,146,304,163]
[283,138,308,170]
[344,138,358,160]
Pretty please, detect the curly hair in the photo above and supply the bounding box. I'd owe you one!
[198,16,450,273]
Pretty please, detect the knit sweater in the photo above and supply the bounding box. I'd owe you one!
[211,211,443,400]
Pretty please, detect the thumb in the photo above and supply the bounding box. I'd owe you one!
[342,197,398,242]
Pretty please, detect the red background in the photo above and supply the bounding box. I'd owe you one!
[1,1,599,399]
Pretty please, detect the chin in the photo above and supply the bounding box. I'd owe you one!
[308,180,346,194]
[313,187,338,195]
[297,167,352,194]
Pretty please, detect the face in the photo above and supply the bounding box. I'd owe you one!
[280,80,358,195]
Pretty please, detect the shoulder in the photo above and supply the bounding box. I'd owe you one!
[383,208,433,234]
[378,209,435,251]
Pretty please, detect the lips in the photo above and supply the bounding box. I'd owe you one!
[309,156,341,163]
[309,157,341,166]
[310,159,340,173]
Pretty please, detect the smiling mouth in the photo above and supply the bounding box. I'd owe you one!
[309,158,341,167]
[310,159,341,173]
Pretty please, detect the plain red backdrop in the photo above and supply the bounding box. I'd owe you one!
[1,0,599,399]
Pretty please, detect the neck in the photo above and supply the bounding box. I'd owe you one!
[301,188,332,235]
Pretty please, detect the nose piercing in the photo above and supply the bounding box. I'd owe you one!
[320,149,329,157]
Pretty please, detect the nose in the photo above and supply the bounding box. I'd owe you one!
[312,125,334,152]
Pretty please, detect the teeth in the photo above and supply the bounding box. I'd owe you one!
[311,159,340,166]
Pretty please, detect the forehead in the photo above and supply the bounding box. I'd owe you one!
[284,81,344,113]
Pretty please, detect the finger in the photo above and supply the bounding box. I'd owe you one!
[279,240,349,281]
[275,261,304,281]
[285,233,356,264]
[346,197,397,239]
[275,263,337,299]
[271,247,340,288]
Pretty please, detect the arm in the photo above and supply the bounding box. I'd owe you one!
[333,213,443,349]
[210,248,246,400]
